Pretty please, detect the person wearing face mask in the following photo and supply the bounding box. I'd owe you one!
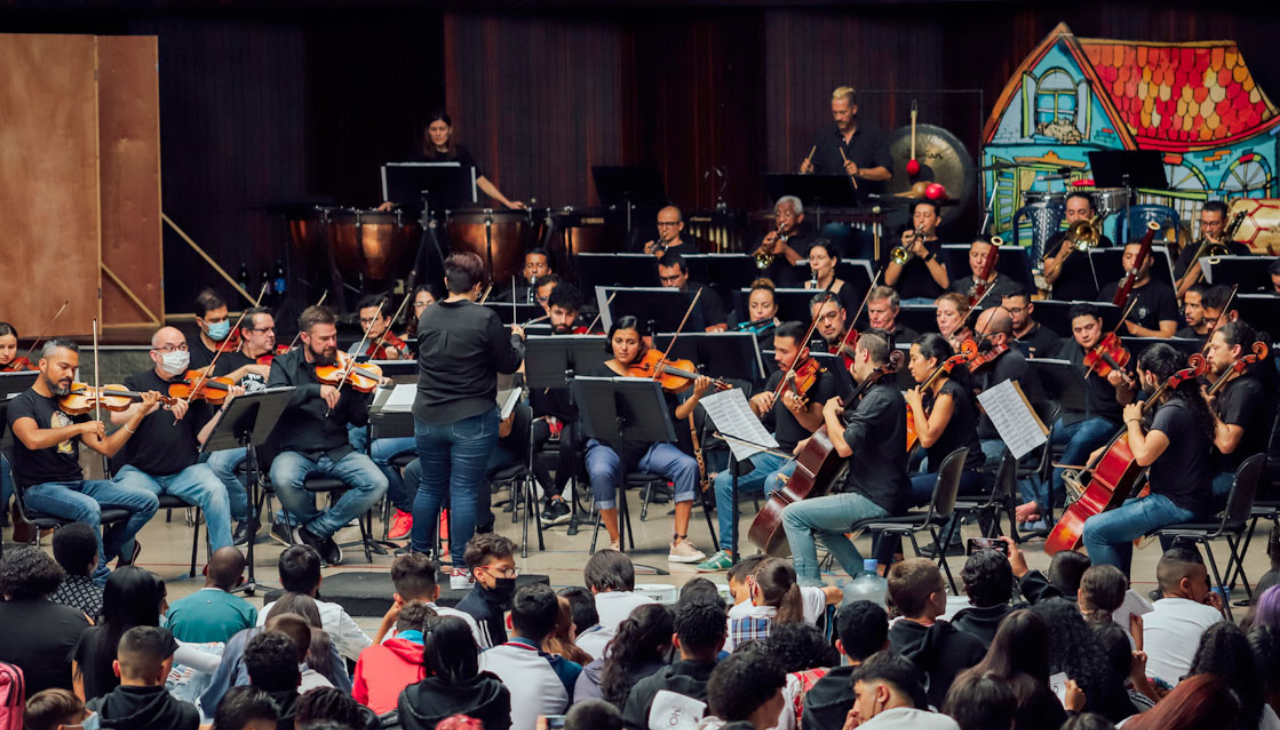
[187,289,237,372]
[455,533,520,648]
[109,326,239,554]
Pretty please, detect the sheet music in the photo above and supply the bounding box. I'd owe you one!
[699,388,779,461]
[976,379,1048,460]
[497,388,521,420]
[380,383,417,412]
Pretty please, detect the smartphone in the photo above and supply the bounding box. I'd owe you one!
[543,716,567,729]
[966,537,1009,556]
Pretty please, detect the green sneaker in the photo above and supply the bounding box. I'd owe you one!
[695,550,734,573]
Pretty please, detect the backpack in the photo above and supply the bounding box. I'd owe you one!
[0,661,25,730]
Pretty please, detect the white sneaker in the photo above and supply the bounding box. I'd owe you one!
[450,568,472,591]
[608,540,621,552]
[668,539,707,564]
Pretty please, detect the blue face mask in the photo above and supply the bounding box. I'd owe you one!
[206,320,231,341]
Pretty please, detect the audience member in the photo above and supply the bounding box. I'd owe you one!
[578,550,656,659]
[257,546,371,662]
[49,523,104,620]
[1122,673,1239,730]
[433,717,484,730]
[0,547,90,695]
[622,595,726,730]
[353,600,433,713]
[376,553,482,646]
[165,546,257,643]
[1031,598,1133,723]
[1185,622,1263,730]
[545,595,593,665]
[268,594,345,690]
[565,699,623,730]
[885,559,985,708]
[294,686,378,730]
[558,586,600,640]
[210,686,279,730]
[265,611,330,694]
[1247,626,1280,729]
[705,647,787,730]
[802,600,888,730]
[941,671,1017,730]
[1079,565,1128,624]
[479,583,580,730]
[398,616,510,730]
[85,626,199,730]
[727,558,807,651]
[951,548,1016,648]
[24,688,90,730]
[72,566,167,700]
[1059,714,1117,730]
[959,609,1070,730]
[1092,622,1157,714]
[1047,551,1092,602]
[244,632,303,730]
[765,622,837,730]
[456,533,520,648]
[725,555,839,632]
[1249,584,1280,631]
[584,604,672,706]
[1141,547,1223,687]
[847,651,955,729]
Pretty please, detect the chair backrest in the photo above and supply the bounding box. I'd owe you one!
[1223,453,1267,528]
[928,448,969,520]
[1114,204,1179,245]
[992,449,1017,503]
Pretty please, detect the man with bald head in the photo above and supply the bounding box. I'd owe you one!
[642,205,694,257]
[165,546,257,643]
[110,326,238,552]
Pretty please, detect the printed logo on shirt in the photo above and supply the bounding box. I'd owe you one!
[648,690,707,730]
[52,410,74,454]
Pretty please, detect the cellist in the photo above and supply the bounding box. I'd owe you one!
[1204,321,1271,507]
[1080,343,1216,575]
[780,330,910,586]
[696,320,838,573]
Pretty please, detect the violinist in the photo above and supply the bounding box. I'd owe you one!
[1042,192,1112,301]
[532,282,588,527]
[6,339,160,582]
[1204,321,1270,506]
[969,308,1028,470]
[413,253,525,588]
[753,196,813,286]
[736,278,781,340]
[810,295,852,368]
[902,333,985,512]
[406,285,437,341]
[585,315,708,563]
[355,294,408,360]
[1001,287,1060,359]
[885,200,949,305]
[1016,304,1135,530]
[780,330,910,586]
[658,253,728,332]
[0,322,29,371]
[267,305,389,566]
[1200,284,1241,329]
[1080,343,1216,574]
[865,286,919,347]
[934,293,974,353]
[109,327,238,552]
[1175,283,1210,342]
[1097,241,1178,339]
[187,289,237,372]
[950,238,1018,304]
[804,241,860,316]
[697,321,838,572]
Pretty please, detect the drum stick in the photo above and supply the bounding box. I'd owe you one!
[804,145,817,167]
[840,149,859,190]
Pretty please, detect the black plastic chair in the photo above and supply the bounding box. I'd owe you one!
[954,449,1019,540]
[490,461,544,558]
[589,471,664,555]
[13,485,133,558]
[259,473,377,564]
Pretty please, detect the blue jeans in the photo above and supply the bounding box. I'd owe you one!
[909,469,986,507]
[413,409,501,565]
[269,451,388,540]
[203,447,250,523]
[348,425,416,513]
[782,492,890,587]
[712,451,796,551]
[24,479,160,583]
[1082,494,1198,576]
[1211,470,1234,513]
[1025,417,1118,512]
[113,464,233,551]
[584,440,697,511]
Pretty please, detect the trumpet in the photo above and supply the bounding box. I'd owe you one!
[1176,211,1246,293]
[891,228,927,265]
[753,229,790,270]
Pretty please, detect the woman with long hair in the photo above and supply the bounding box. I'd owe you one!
[903,333,985,506]
[1031,598,1134,723]
[418,111,523,210]
[70,566,166,700]
[1122,673,1239,730]
[1081,342,1218,575]
[1186,622,1264,730]
[961,609,1070,730]
[592,604,674,708]
[726,558,804,651]
[398,616,511,730]
[543,595,592,666]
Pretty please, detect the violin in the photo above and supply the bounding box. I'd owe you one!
[1111,221,1161,309]
[967,341,1009,373]
[167,370,238,404]
[59,383,175,416]
[1083,332,1131,379]
[776,356,823,403]
[256,344,290,367]
[830,329,860,368]
[1207,341,1269,397]
[316,351,383,393]
[905,340,979,452]
[1,356,36,372]
[626,349,732,394]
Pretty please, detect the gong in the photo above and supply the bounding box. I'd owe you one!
[886,123,978,227]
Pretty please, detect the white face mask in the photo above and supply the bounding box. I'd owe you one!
[159,350,190,375]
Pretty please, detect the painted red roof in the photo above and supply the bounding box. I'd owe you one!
[1080,41,1277,146]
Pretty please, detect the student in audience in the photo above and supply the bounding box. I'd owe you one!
[85,626,200,730]
[1122,673,1239,730]
[398,615,510,730]
[479,583,580,730]
[268,593,345,690]
[1248,626,1280,729]
[72,566,167,700]
[1253,584,1280,631]
[1032,598,1133,723]
[727,558,806,651]
[353,600,433,714]
[545,595,593,666]
[581,603,673,707]
[885,559,985,708]
[1141,547,1224,687]
[622,595,727,730]
[24,688,92,730]
[49,522,105,620]
[802,600,888,730]
[166,546,258,643]
[257,546,371,662]
[376,553,482,646]
[211,685,280,730]
[577,550,656,659]
[1092,622,1158,714]
[565,699,623,730]
[726,554,841,630]
[558,586,600,641]
[1048,550,1092,602]
[266,610,331,693]
[1079,565,1128,625]
[961,609,1071,730]
[705,647,787,730]
[942,671,1018,730]
[847,651,955,729]
[951,548,1016,648]
[456,533,520,648]
[0,547,91,695]
[244,632,303,730]
[294,687,378,730]
[765,622,838,730]
[1186,622,1264,730]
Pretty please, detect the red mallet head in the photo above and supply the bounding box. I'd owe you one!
[906,159,921,176]
[925,183,947,200]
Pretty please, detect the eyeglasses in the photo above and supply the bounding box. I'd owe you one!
[656,221,681,228]
[155,344,189,353]
[480,565,518,579]
[358,317,385,326]
[1003,306,1027,315]
[246,326,275,333]
[413,302,429,311]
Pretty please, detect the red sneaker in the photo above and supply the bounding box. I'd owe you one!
[388,509,413,540]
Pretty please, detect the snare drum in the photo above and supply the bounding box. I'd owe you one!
[1023,190,1066,206]
[1092,188,1130,217]
[328,208,421,282]
[444,208,539,284]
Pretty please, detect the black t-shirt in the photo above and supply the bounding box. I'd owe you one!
[886,324,920,350]
[1044,232,1113,301]
[1173,240,1250,278]
[762,366,838,452]
[922,379,985,472]
[975,348,1029,440]
[1147,398,1214,515]
[186,337,223,373]
[0,599,89,695]
[841,381,911,515]
[950,272,1020,305]
[1056,339,1126,424]
[6,389,88,488]
[122,369,212,476]
[687,281,727,329]
[1013,321,1061,359]
[805,281,860,322]
[1214,373,1270,473]
[418,144,482,178]
[216,351,269,391]
[1097,279,1179,332]
[809,119,894,197]
[72,625,121,700]
[890,240,947,301]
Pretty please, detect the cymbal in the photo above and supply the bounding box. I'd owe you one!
[886,123,977,227]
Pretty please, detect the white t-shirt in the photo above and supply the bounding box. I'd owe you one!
[859,708,960,730]
[726,585,828,623]
[576,590,658,659]
[1141,597,1223,686]
[258,598,372,662]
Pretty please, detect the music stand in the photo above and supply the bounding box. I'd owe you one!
[651,332,767,388]
[199,387,294,595]
[1087,150,1168,232]
[681,254,759,305]
[592,167,667,238]
[896,305,938,338]
[598,287,701,335]
[574,253,662,292]
[1031,301,1123,337]
[364,360,417,383]
[1121,336,1202,358]
[763,174,860,218]
[1233,295,1280,344]
[483,302,545,325]
[571,376,677,572]
[381,162,477,211]
[1026,359,1089,413]
[1204,256,1274,294]
[0,372,38,453]
[1087,246,1176,290]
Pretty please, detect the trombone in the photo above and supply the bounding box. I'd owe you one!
[1043,216,1101,280]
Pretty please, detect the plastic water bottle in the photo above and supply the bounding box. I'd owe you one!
[843,559,889,608]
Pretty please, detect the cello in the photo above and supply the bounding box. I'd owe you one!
[1044,353,1209,555]
[748,350,905,557]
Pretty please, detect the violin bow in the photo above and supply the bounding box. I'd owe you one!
[281,291,328,354]
[92,316,102,426]
[584,292,618,334]
[369,291,413,359]
[848,269,883,329]
[1198,284,1238,358]
[19,299,69,364]
[478,284,494,304]
[653,288,704,376]
[181,283,269,408]
[1083,298,1137,379]
[774,278,837,398]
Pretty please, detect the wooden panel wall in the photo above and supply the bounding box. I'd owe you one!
[0,34,101,338]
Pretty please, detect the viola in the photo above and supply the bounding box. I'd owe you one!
[906,340,978,452]
[626,349,732,394]
[1045,354,1208,555]
[1,356,36,372]
[967,342,1009,373]
[59,383,175,416]
[167,370,237,405]
[830,329,860,368]
[315,351,383,393]
[775,356,823,403]
[1111,221,1161,309]
[1083,333,1131,379]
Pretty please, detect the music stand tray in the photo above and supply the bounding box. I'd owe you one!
[1204,256,1274,294]
[574,253,662,292]
[651,332,767,387]
[381,162,477,210]
[0,371,38,450]
[592,167,667,209]
[1027,359,1089,414]
[1087,150,1168,191]
[597,287,703,334]
[1233,295,1280,344]
[1031,301,1123,337]
[525,336,611,390]
[762,173,860,208]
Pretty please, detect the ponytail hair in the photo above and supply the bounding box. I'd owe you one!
[755,558,804,625]
[599,604,674,707]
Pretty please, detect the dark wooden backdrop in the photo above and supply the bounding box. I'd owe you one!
[4,1,1279,315]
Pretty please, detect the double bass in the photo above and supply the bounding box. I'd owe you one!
[748,350,905,557]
